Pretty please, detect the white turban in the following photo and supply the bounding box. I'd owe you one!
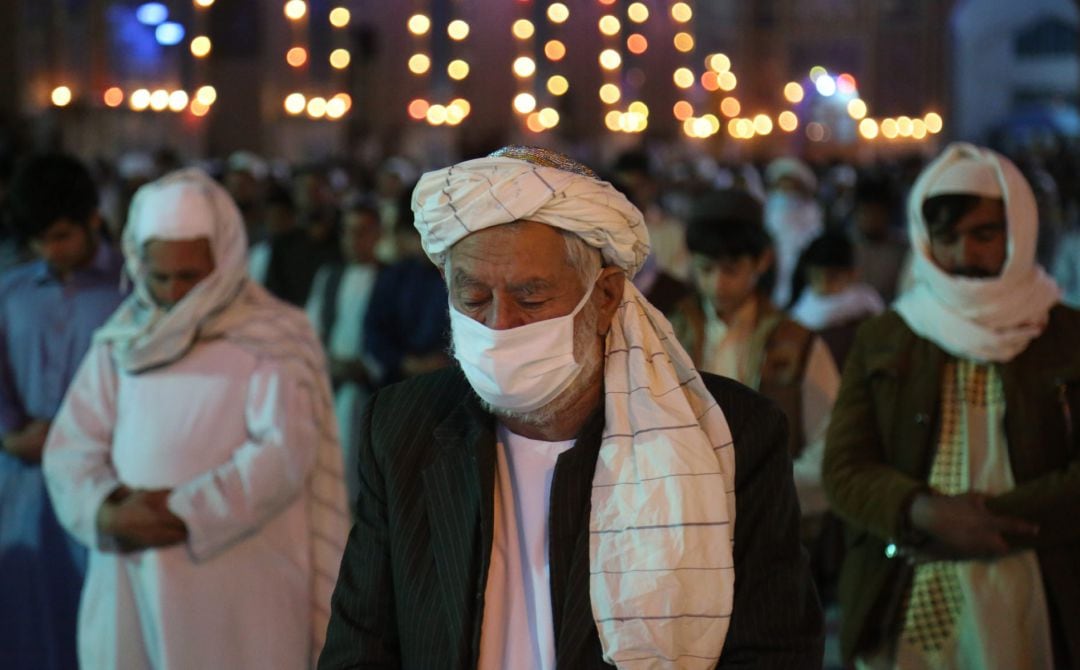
[413,147,737,669]
[895,142,1061,362]
[412,147,651,276]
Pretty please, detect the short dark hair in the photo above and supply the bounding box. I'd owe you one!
[6,153,99,240]
[685,188,771,261]
[922,194,988,237]
[787,231,855,307]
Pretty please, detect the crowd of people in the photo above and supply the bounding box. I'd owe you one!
[0,135,1077,669]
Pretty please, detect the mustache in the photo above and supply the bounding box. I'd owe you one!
[949,266,997,279]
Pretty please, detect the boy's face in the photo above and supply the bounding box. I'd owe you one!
[691,251,769,319]
[31,217,100,279]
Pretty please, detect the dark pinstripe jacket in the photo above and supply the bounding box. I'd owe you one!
[319,366,823,669]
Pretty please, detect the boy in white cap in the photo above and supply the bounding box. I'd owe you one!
[43,169,348,669]
[823,143,1079,669]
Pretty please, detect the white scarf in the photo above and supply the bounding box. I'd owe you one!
[414,147,735,669]
[95,169,349,662]
[895,143,1060,362]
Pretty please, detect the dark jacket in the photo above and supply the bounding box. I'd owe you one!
[822,306,1080,665]
[319,366,823,669]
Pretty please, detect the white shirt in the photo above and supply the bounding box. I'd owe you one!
[478,424,575,670]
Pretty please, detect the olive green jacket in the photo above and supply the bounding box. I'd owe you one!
[822,305,1080,665]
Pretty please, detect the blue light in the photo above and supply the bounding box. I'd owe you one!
[136,3,168,26]
[155,22,185,46]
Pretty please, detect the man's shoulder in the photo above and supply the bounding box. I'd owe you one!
[0,258,45,296]
[699,371,785,435]
[368,366,473,426]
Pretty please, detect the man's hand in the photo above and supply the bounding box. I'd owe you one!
[909,491,1038,559]
[1,420,52,464]
[96,487,189,552]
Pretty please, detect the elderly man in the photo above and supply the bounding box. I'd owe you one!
[43,169,348,669]
[319,147,822,669]
[823,143,1080,669]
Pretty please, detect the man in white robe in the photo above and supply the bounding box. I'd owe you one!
[43,168,348,669]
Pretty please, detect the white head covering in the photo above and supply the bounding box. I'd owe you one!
[414,146,736,668]
[765,156,817,193]
[894,142,1061,362]
[95,168,348,662]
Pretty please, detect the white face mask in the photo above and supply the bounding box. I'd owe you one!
[449,272,600,413]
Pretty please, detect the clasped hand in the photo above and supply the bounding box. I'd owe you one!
[96,486,188,552]
[909,491,1038,560]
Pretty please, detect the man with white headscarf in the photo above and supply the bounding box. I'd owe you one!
[319,147,822,669]
[42,169,349,669]
[823,143,1080,669]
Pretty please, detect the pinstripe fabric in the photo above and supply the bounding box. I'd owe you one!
[319,367,823,669]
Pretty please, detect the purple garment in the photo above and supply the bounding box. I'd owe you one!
[0,241,127,670]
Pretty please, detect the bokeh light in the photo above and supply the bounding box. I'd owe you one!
[599,49,621,70]
[307,96,327,119]
[547,75,569,96]
[284,0,307,21]
[778,111,799,132]
[753,113,773,135]
[426,104,447,125]
[671,2,692,22]
[718,71,737,91]
[859,118,880,139]
[784,82,804,104]
[329,7,350,28]
[628,2,649,22]
[286,46,308,67]
[103,87,124,107]
[545,40,566,61]
[924,112,943,133]
[51,86,72,107]
[707,53,731,73]
[513,92,537,114]
[329,49,351,69]
[599,83,621,104]
[130,88,151,111]
[626,34,647,55]
[149,89,169,111]
[190,36,212,58]
[448,59,470,80]
[673,67,694,89]
[847,98,868,119]
[599,15,621,36]
[284,93,306,116]
[673,32,694,52]
[408,53,431,74]
[513,19,535,39]
[513,56,536,78]
[720,97,741,117]
[880,118,898,139]
[407,98,429,120]
[447,20,469,41]
[547,3,569,23]
[407,14,431,35]
[196,85,217,105]
[673,100,693,121]
[168,89,189,112]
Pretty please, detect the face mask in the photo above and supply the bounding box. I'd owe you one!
[449,272,600,413]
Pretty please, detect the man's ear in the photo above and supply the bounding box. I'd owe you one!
[755,247,775,276]
[594,266,626,336]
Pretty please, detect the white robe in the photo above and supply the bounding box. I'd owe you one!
[44,338,321,669]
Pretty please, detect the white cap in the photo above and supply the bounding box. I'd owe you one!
[130,179,216,246]
[925,158,1002,199]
